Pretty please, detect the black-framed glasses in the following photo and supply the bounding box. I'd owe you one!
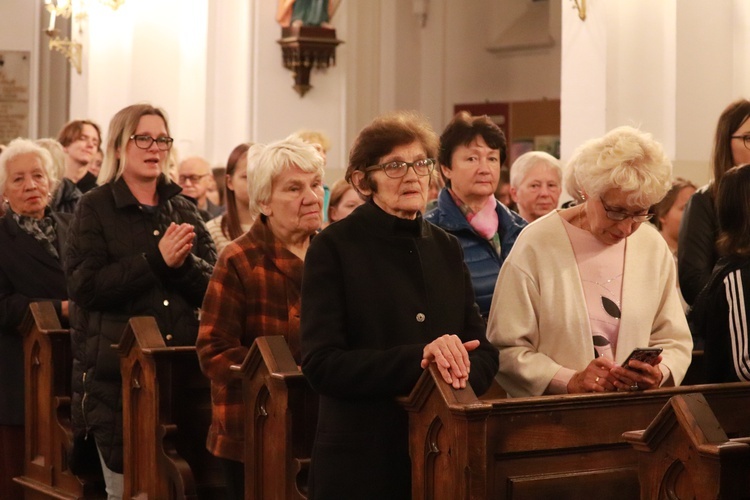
[130,134,174,151]
[364,158,436,178]
[178,174,208,184]
[731,135,750,151]
[600,197,653,222]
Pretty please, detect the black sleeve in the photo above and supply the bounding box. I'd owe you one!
[678,189,718,305]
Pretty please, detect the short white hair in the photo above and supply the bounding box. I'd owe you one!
[247,137,325,217]
[34,138,67,192]
[510,151,562,189]
[568,126,672,207]
[0,137,58,196]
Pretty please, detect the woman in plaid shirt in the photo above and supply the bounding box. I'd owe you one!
[196,137,324,500]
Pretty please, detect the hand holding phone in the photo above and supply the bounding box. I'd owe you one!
[621,347,663,369]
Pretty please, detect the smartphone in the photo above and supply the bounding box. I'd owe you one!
[621,347,662,368]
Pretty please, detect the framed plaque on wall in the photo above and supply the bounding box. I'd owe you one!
[0,51,31,146]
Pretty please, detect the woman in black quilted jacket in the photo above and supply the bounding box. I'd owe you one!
[65,104,216,498]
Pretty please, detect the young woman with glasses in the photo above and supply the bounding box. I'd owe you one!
[487,126,693,397]
[678,99,750,307]
[65,104,217,498]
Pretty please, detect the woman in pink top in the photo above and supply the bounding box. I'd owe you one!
[487,126,693,397]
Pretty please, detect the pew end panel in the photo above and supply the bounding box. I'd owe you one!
[116,316,224,500]
[237,335,317,500]
[400,364,493,500]
[16,301,105,499]
[623,390,750,500]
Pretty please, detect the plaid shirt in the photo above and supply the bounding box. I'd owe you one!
[197,217,304,461]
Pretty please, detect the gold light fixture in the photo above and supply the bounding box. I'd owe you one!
[571,0,586,21]
[43,0,126,74]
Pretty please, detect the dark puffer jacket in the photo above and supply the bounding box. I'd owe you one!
[65,176,216,473]
[425,188,527,317]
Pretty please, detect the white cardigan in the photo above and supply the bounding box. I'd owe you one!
[486,211,693,397]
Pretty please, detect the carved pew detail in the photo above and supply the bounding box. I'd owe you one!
[623,392,750,499]
[401,365,750,500]
[116,316,223,499]
[15,301,104,499]
[233,335,317,500]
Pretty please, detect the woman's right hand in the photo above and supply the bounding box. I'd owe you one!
[158,222,195,268]
[567,357,618,393]
[421,335,480,389]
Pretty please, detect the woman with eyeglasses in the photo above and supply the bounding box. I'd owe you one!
[65,103,217,498]
[300,111,498,499]
[487,126,692,397]
[425,111,527,318]
[678,99,750,308]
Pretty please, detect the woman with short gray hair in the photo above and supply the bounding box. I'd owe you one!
[197,136,324,500]
[0,138,69,497]
[509,150,562,222]
[487,126,693,397]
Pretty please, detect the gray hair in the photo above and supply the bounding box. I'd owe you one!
[247,137,325,217]
[567,126,672,207]
[0,137,58,196]
[510,151,562,189]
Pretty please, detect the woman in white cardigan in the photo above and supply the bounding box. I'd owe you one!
[487,126,693,397]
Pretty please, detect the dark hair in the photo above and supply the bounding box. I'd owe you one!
[327,178,355,221]
[438,111,507,187]
[716,164,750,257]
[711,99,750,198]
[57,119,102,147]
[346,111,438,197]
[213,166,227,206]
[221,143,251,241]
[650,177,696,230]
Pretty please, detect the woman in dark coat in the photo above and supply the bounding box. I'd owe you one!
[65,104,216,498]
[0,138,70,497]
[300,111,499,499]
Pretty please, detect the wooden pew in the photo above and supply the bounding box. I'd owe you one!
[15,301,105,499]
[623,392,750,499]
[400,365,750,500]
[233,335,318,500]
[116,316,225,499]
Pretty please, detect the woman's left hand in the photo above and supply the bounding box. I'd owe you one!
[609,356,664,391]
[421,335,480,389]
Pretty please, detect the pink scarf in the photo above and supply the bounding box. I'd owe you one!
[449,190,498,240]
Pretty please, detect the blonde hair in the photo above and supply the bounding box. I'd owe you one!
[568,126,672,207]
[291,129,331,153]
[99,104,172,184]
[0,138,58,196]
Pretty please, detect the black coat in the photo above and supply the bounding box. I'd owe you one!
[301,202,498,500]
[0,211,70,425]
[65,177,216,472]
[678,185,717,306]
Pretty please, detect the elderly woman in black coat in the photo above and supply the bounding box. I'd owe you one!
[301,111,499,499]
[0,138,70,497]
[65,104,216,498]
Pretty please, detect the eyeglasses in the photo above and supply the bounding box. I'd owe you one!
[364,158,436,179]
[731,135,750,151]
[130,134,174,151]
[600,197,653,222]
[178,174,208,184]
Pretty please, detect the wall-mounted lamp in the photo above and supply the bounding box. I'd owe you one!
[278,25,342,97]
[571,0,586,21]
[43,0,126,74]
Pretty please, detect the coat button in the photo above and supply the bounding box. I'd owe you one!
[153,229,160,236]
[163,299,169,306]
[416,313,425,322]
[165,334,173,341]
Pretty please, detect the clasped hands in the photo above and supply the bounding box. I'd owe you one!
[158,222,195,268]
[421,334,480,390]
[568,356,664,394]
